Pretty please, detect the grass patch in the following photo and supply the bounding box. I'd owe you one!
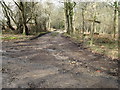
[1,36,20,40]
[85,36,118,59]
[1,34,32,41]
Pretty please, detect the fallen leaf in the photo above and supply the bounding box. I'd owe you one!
[96,70,101,73]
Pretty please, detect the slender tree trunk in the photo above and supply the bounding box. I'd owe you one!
[90,3,96,46]
[48,14,51,30]
[72,8,75,34]
[82,8,85,40]
[70,8,75,34]
[113,2,117,38]
[67,14,70,34]
[90,20,95,46]
[113,1,118,39]
[70,14,73,34]
[43,19,47,31]
[23,24,29,35]
[21,2,29,35]
[118,2,120,59]
[64,1,70,34]
[34,16,38,33]
[118,16,120,59]
[16,12,23,34]
[64,10,67,31]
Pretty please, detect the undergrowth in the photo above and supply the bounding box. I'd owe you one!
[63,33,118,59]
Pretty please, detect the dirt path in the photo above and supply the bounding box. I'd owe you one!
[2,31,119,88]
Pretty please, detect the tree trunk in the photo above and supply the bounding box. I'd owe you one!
[113,2,117,38]
[82,8,85,40]
[64,10,67,31]
[113,1,118,39]
[23,24,29,35]
[34,16,38,33]
[70,9,74,34]
[67,14,70,34]
[64,1,76,35]
[16,13,23,34]
[64,1,70,34]
[20,2,29,35]
[48,14,51,30]
[118,16,120,59]
[90,3,96,46]
[90,21,95,46]
[118,3,120,59]
[43,19,47,31]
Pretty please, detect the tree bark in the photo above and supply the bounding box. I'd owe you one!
[64,1,76,35]
[20,2,29,35]
[48,14,51,30]
[118,2,120,59]
[90,20,95,46]
[113,1,118,39]
[64,1,70,34]
[82,8,85,40]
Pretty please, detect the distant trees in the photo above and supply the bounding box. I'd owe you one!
[45,2,54,30]
[51,6,64,29]
[0,0,119,47]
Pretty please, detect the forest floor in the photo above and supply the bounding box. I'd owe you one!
[2,31,119,88]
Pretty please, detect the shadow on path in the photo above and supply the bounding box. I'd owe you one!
[30,32,51,40]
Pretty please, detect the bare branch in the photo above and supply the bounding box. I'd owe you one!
[13,0,22,11]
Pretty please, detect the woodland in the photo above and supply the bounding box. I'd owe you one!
[1,0,120,88]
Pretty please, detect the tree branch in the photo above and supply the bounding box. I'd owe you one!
[13,0,22,11]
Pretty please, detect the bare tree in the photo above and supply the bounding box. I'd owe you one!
[64,0,76,35]
[13,0,37,35]
[0,1,15,31]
